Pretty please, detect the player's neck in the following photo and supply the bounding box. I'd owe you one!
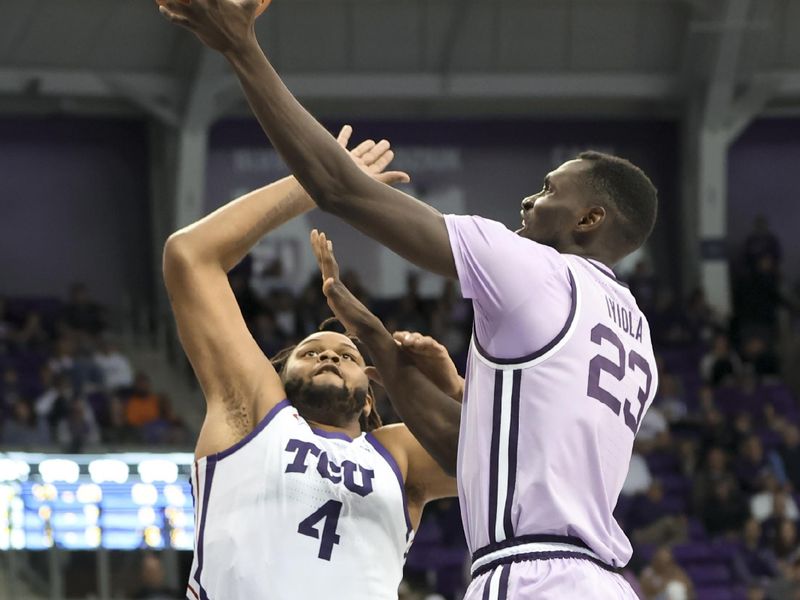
[559,245,616,269]
[307,419,362,441]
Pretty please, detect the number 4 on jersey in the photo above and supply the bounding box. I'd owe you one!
[298,500,343,560]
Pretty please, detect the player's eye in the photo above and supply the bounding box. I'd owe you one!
[304,350,318,357]
[342,353,355,361]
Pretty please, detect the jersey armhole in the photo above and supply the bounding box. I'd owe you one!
[208,399,292,462]
[365,432,413,535]
[472,268,579,369]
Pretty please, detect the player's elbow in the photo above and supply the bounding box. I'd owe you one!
[162,232,197,287]
[309,169,371,215]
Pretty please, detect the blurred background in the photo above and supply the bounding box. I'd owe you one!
[1,0,800,598]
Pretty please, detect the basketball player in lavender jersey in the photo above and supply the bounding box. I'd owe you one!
[158,2,659,597]
[163,125,462,599]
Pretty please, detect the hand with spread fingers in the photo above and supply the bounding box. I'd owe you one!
[336,125,410,186]
[391,331,464,402]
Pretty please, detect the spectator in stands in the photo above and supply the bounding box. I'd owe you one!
[743,216,782,274]
[637,403,671,453]
[229,263,262,324]
[621,450,653,497]
[657,374,688,424]
[746,584,767,600]
[766,554,800,600]
[699,407,738,452]
[48,336,77,385]
[732,518,780,585]
[250,311,286,357]
[269,289,299,339]
[64,282,105,335]
[741,335,782,380]
[700,333,742,387]
[34,374,73,439]
[640,546,694,600]
[701,477,750,538]
[684,287,718,344]
[732,413,758,452]
[1,367,21,409]
[295,277,329,337]
[772,519,799,563]
[93,338,134,392]
[103,393,134,444]
[651,290,692,349]
[752,479,800,524]
[0,398,49,446]
[692,446,737,512]
[734,254,783,340]
[14,311,49,352]
[629,480,688,547]
[429,280,470,358]
[736,435,776,494]
[388,272,428,333]
[125,373,160,429]
[56,395,100,452]
[627,259,658,314]
[676,439,700,479]
[779,425,800,490]
[132,552,181,599]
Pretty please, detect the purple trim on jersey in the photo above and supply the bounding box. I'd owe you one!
[365,433,413,535]
[310,427,355,443]
[501,370,522,539]
[580,257,630,289]
[472,533,593,561]
[471,550,623,579]
[487,369,504,543]
[480,568,494,600]
[193,456,217,600]
[498,563,511,600]
[212,399,291,461]
[472,270,577,365]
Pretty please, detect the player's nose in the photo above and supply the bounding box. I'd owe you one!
[318,350,340,363]
[521,197,535,211]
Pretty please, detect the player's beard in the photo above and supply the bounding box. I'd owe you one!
[283,376,368,427]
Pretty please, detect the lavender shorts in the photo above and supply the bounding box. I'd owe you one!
[465,552,638,599]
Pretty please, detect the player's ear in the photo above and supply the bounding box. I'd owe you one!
[576,205,606,232]
[362,391,374,420]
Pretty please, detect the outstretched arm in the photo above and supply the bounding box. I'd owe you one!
[163,127,405,457]
[310,230,461,476]
[157,0,457,278]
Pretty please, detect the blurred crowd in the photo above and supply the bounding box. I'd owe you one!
[0,283,189,451]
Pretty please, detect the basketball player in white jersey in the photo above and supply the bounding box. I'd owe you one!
[163,126,461,600]
[158,2,659,597]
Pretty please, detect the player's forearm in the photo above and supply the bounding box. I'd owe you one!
[165,176,313,273]
[223,38,373,212]
[357,326,461,475]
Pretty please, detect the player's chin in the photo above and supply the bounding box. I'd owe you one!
[310,371,347,387]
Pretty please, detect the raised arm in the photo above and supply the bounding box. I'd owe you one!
[163,127,405,457]
[310,230,461,476]
[157,0,457,278]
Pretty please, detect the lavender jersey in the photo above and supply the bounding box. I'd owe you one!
[445,215,658,568]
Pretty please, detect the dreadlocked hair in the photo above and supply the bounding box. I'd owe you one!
[269,318,383,432]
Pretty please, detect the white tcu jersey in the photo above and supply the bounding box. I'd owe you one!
[187,401,413,600]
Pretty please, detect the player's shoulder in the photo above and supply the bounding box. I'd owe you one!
[448,214,566,258]
[367,424,412,476]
